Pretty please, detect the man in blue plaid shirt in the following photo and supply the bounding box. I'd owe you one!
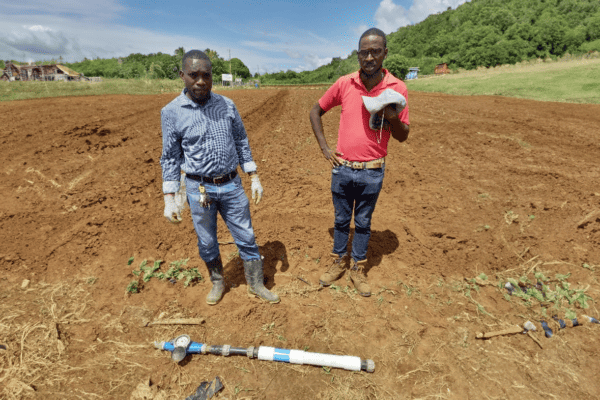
[160,50,279,305]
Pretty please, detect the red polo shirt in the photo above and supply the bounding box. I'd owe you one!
[318,69,409,162]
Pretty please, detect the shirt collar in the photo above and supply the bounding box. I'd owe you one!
[351,68,392,90]
[177,88,214,108]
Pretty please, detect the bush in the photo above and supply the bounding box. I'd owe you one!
[384,54,411,80]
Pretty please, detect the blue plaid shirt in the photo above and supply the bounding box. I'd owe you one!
[160,89,257,193]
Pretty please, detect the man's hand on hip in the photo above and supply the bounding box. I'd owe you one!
[322,146,344,168]
[164,194,182,223]
[251,174,263,205]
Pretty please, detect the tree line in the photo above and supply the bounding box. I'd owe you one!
[387,0,600,71]
[63,48,250,81]
[3,0,599,84]
[262,0,600,84]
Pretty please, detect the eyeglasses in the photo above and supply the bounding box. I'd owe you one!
[358,48,384,58]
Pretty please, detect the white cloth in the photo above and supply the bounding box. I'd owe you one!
[361,88,407,130]
[251,174,263,205]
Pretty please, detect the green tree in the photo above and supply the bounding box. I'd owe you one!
[204,49,220,61]
[230,58,250,79]
[384,54,410,80]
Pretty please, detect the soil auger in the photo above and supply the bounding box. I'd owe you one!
[155,334,375,372]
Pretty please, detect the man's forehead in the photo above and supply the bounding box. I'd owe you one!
[185,58,211,70]
[359,35,385,49]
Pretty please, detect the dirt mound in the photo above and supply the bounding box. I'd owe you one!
[1,89,600,399]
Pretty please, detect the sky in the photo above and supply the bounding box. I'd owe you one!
[0,0,468,75]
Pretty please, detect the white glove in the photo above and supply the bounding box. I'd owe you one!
[250,174,263,205]
[164,194,182,223]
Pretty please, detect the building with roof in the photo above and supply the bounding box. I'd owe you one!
[405,67,420,80]
[434,63,450,75]
[1,62,84,82]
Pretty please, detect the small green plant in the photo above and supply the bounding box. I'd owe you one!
[126,257,202,292]
[582,263,595,271]
[127,256,135,265]
[126,281,139,294]
[504,271,593,319]
[86,277,97,285]
[262,322,275,332]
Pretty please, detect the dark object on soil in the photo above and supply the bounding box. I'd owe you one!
[0,344,6,350]
[185,376,223,400]
[540,321,553,338]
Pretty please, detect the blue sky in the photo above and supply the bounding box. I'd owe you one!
[0,0,468,74]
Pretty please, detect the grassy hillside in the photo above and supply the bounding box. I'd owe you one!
[407,56,600,103]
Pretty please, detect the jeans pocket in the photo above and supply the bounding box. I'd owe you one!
[366,168,384,178]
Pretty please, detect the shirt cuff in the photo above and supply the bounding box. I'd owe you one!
[163,181,180,194]
[240,161,257,174]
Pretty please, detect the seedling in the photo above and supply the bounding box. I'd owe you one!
[126,257,202,292]
[503,271,593,319]
[126,281,139,294]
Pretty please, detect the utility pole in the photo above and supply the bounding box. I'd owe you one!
[228,49,231,74]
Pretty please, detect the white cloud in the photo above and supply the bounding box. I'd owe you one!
[285,50,302,59]
[374,0,469,33]
[303,54,333,70]
[374,0,411,33]
[26,25,53,32]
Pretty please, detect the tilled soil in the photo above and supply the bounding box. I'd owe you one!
[1,88,600,399]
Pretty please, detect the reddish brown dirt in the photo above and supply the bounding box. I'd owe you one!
[1,88,600,399]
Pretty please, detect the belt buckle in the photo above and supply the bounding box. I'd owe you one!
[352,162,363,169]
[212,174,224,184]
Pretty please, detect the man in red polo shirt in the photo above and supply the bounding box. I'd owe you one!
[309,27,410,297]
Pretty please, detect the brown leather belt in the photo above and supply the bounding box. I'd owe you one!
[339,157,385,170]
[187,170,238,184]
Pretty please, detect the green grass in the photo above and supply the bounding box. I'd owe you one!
[0,78,252,102]
[406,56,600,104]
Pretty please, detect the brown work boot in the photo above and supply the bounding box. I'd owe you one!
[319,253,347,286]
[349,259,371,297]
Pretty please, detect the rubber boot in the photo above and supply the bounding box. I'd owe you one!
[205,256,225,305]
[243,259,280,304]
[319,253,348,286]
[349,259,371,297]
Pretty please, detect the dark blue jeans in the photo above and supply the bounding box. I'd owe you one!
[186,175,261,262]
[331,165,384,262]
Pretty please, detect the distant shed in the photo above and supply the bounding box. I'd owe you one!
[434,63,450,75]
[405,67,420,80]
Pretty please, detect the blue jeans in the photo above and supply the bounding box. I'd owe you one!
[331,165,384,262]
[186,174,260,262]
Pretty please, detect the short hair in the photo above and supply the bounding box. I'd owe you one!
[182,50,211,71]
[358,28,387,49]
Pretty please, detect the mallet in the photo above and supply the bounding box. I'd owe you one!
[154,335,375,373]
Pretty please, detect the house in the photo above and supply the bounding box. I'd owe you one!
[434,63,450,75]
[1,62,83,81]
